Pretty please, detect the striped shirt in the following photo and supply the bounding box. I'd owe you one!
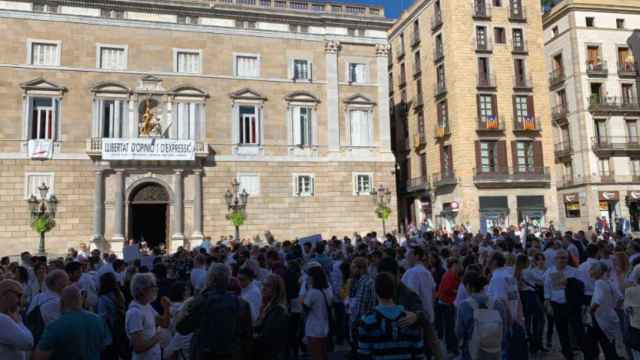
[357,305,425,360]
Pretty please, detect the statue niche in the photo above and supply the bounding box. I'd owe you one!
[138,98,163,137]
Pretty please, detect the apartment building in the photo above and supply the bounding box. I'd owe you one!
[544,0,640,232]
[390,0,557,233]
[0,0,395,256]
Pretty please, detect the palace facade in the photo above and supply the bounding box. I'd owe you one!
[0,0,396,255]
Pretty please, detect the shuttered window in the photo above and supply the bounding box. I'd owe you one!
[176,51,201,74]
[99,47,126,70]
[31,42,59,66]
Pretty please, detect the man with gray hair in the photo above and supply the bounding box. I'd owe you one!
[27,269,69,330]
[176,263,252,360]
[33,286,111,360]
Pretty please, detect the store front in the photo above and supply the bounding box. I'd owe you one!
[517,195,546,229]
[627,191,640,232]
[479,196,509,234]
[598,191,620,233]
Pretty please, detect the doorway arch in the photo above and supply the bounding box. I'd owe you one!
[128,182,170,249]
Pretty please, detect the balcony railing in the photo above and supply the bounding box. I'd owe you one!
[433,46,444,63]
[477,73,497,89]
[514,74,533,90]
[508,3,526,22]
[213,0,384,17]
[406,176,430,193]
[589,96,640,114]
[473,1,491,20]
[477,115,504,132]
[549,68,565,88]
[473,167,550,188]
[551,103,568,125]
[434,81,447,97]
[431,11,443,31]
[413,133,426,149]
[475,35,493,53]
[433,171,457,187]
[586,61,608,77]
[618,62,637,77]
[435,123,451,139]
[554,141,572,160]
[513,116,540,131]
[592,136,640,156]
[512,40,528,54]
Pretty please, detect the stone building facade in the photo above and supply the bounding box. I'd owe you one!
[389,0,558,233]
[544,0,640,232]
[0,0,396,256]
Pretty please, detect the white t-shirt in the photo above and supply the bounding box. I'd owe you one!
[240,281,262,324]
[303,288,333,338]
[401,264,435,322]
[126,301,161,360]
[487,267,519,318]
[190,268,207,293]
[592,279,620,341]
[27,290,60,325]
[0,313,33,360]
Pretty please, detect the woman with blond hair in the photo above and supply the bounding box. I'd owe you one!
[253,274,289,360]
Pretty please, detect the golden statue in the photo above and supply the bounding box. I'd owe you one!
[140,99,154,136]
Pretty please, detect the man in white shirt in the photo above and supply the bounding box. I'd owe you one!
[577,244,600,302]
[487,252,522,323]
[27,270,69,326]
[190,254,208,294]
[238,268,262,324]
[543,249,584,360]
[543,239,560,270]
[401,246,435,323]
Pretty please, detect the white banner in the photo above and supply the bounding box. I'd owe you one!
[28,139,53,159]
[102,138,195,161]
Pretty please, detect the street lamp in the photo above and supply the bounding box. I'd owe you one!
[371,184,392,235]
[224,179,249,243]
[27,183,58,255]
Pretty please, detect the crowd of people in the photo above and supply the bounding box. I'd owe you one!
[2,224,640,360]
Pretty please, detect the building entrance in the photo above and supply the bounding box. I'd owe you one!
[129,183,169,249]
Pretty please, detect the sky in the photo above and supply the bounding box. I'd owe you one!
[331,0,414,19]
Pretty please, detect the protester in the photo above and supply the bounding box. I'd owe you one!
[589,261,620,360]
[253,274,289,360]
[97,272,128,360]
[0,279,33,360]
[33,285,112,359]
[303,265,333,360]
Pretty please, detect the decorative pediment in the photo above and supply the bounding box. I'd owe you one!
[344,94,376,106]
[138,75,164,92]
[20,77,67,93]
[285,91,321,103]
[169,85,209,98]
[90,81,131,94]
[229,88,267,101]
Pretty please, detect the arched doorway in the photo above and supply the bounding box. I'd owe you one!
[129,183,169,249]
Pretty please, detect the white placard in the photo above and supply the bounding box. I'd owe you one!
[102,138,195,161]
[28,139,53,159]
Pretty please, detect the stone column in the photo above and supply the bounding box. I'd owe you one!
[91,169,105,247]
[376,44,392,152]
[172,169,185,246]
[325,40,340,151]
[112,169,125,255]
[191,169,204,248]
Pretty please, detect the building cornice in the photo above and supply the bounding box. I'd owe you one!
[388,0,432,40]
[543,1,640,29]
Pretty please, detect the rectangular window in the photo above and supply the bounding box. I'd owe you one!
[292,106,312,146]
[494,0,502,6]
[514,58,527,84]
[420,153,427,178]
[237,174,260,196]
[586,17,595,27]
[438,101,448,127]
[175,102,200,140]
[595,119,608,141]
[414,51,421,75]
[349,110,371,146]
[353,173,373,195]
[565,200,580,218]
[236,55,259,77]
[479,94,495,120]
[29,97,58,140]
[598,159,610,176]
[176,50,201,74]
[552,27,559,36]
[516,141,534,172]
[476,26,488,50]
[25,173,54,200]
[294,175,314,196]
[99,46,126,70]
[632,160,640,176]
[100,100,125,138]
[349,63,367,83]
[478,57,490,82]
[435,34,443,58]
[494,27,506,44]
[622,84,635,104]
[617,19,625,29]
[30,41,59,66]
[239,106,259,145]
[442,145,452,176]
[293,59,310,80]
[627,120,639,143]
[512,29,524,50]
[514,95,529,122]
[436,65,445,90]
[480,141,498,173]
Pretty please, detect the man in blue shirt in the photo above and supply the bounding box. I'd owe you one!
[33,286,112,360]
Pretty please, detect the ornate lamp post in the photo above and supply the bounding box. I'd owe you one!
[27,183,58,255]
[371,185,392,235]
[224,179,249,243]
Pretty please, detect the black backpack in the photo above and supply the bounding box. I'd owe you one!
[25,305,46,347]
[198,291,240,357]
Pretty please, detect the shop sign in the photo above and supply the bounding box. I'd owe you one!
[599,191,619,201]
[629,191,640,200]
[102,138,195,161]
[563,193,579,203]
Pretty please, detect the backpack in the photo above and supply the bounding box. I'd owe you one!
[466,297,503,359]
[25,305,46,347]
[198,291,240,357]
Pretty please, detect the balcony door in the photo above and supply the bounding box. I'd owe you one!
[594,119,608,144]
